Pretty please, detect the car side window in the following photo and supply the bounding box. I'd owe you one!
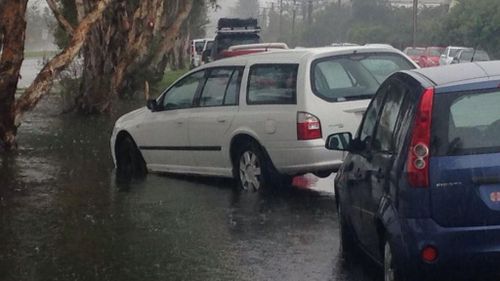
[358,84,388,145]
[372,81,408,152]
[223,68,243,105]
[247,64,298,105]
[162,71,205,110]
[199,68,233,107]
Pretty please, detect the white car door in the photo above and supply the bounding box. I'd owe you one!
[137,70,205,172]
[187,67,243,176]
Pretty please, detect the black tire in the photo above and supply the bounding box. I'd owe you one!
[313,170,332,178]
[384,240,403,281]
[234,142,291,191]
[116,136,147,181]
[338,202,356,260]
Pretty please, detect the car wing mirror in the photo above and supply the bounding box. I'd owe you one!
[146,99,161,112]
[325,132,353,151]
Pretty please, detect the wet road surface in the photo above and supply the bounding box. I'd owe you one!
[0,97,381,281]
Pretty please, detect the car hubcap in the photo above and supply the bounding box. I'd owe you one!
[239,151,262,191]
[384,242,395,281]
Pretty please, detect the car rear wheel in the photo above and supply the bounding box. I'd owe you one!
[384,241,402,281]
[235,142,291,191]
[116,136,147,181]
[338,202,355,259]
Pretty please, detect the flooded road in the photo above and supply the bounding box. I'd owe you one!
[0,97,380,281]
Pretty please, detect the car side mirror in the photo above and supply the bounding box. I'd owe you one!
[146,99,162,112]
[326,132,353,151]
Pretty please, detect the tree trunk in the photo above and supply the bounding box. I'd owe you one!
[0,0,28,151]
[16,0,111,122]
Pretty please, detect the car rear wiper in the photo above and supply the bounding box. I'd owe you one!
[341,94,374,101]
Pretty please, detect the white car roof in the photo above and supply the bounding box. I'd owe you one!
[198,46,413,69]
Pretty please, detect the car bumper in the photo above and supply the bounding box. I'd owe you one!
[265,139,344,175]
[395,218,500,281]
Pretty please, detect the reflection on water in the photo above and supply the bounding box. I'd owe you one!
[0,96,375,281]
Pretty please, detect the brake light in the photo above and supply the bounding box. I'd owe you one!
[407,87,434,188]
[421,245,438,263]
[297,112,322,140]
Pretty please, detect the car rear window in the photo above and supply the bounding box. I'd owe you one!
[311,53,414,102]
[195,42,205,54]
[406,48,425,56]
[247,64,298,105]
[431,89,500,156]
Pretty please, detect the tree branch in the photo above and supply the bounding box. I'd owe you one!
[46,0,74,35]
[14,0,112,125]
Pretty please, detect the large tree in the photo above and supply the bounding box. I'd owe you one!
[0,0,111,151]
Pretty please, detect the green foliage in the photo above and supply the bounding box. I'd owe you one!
[440,0,500,58]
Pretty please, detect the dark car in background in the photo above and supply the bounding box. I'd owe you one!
[452,49,491,64]
[210,18,261,61]
[328,61,500,281]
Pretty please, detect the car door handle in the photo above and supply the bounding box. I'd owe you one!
[216,118,227,123]
[176,121,184,125]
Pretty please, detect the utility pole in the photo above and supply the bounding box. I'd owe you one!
[279,0,283,36]
[307,0,313,26]
[412,0,418,48]
[292,0,297,44]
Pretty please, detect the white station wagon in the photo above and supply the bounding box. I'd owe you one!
[111,46,417,190]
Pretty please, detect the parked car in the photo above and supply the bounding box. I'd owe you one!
[451,49,491,64]
[419,46,445,67]
[111,46,417,191]
[328,61,500,281]
[190,38,212,68]
[210,18,261,61]
[439,46,468,65]
[403,47,425,66]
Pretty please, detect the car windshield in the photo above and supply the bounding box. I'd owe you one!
[312,53,415,102]
[428,48,444,56]
[406,48,425,56]
[461,50,490,62]
[432,90,500,156]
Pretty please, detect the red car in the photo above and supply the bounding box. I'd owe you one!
[403,47,426,66]
[221,43,288,59]
[419,47,445,67]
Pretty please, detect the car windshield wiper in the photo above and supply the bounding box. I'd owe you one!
[341,94,374,101]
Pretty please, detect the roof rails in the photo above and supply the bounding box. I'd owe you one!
[228,43,289,51]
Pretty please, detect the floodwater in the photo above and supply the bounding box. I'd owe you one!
[0,96,380,281]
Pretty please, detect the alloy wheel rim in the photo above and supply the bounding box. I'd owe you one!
[384,242,395,281]
[239,151,262,191]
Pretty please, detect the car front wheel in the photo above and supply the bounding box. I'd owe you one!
[116,136,147,181]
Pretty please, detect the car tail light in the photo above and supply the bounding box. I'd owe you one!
[421,245,438,263]
[407,87,434,188]
[297,112,322,140]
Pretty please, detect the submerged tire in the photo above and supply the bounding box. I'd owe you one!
[235,142,291,191]
[338,202,356,260]
[384,241,403,281]
[116,136,147,181]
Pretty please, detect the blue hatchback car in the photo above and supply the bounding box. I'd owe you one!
[327,61,500,281]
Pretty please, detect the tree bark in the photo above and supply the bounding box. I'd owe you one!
[0,0,28,151]
[46,0,75,36]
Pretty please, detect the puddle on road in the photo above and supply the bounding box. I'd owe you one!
[0,96,374,281]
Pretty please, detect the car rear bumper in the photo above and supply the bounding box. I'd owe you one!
[395,218,500,281]
[265,139,344,175]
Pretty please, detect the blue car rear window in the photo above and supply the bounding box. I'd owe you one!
[431,89,500,156]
